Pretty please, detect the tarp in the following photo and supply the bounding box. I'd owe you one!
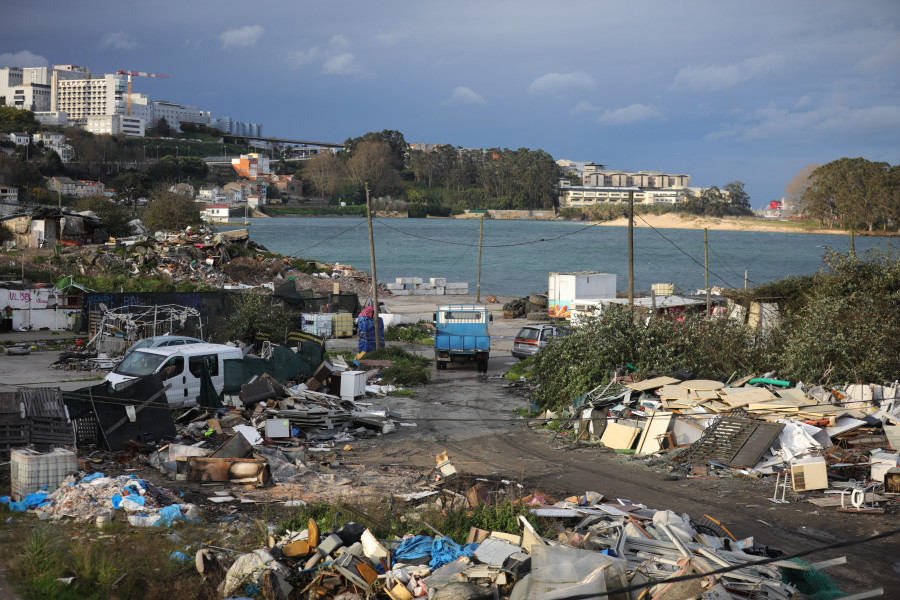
[198,360,224,408]
[223,344,321,393]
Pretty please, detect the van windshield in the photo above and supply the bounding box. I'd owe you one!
[115,351,167,377]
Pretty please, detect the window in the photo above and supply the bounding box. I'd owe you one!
[160,356,184,380]
[189,354,219,378]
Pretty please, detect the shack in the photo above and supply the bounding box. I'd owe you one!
[1,207,105,248]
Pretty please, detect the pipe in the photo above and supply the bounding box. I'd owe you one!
[748,377,791,387]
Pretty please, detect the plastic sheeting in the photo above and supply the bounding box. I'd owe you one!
[393,535,479,569]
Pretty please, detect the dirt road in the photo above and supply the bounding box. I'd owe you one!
[351,345,900,595]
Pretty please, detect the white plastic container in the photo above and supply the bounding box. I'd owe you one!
[11,448,77,501]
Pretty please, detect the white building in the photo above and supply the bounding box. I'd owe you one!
[152,101,208,131]
[198,185,227,204]
[33,111,68,126]
[85,114,146,137]
[0,185,18,204]
[34,132,75,163]
[201,204,230,224]
[54,73,124,119]
[7,132,30,146]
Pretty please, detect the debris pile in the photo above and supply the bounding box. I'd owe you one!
[542,374,900,515]
[184,453,881,600]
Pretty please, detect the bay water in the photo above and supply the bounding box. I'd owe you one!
[221,218,898,297]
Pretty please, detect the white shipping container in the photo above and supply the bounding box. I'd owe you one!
[548,272,616,318]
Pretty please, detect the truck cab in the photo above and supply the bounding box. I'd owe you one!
[433,304,492,373]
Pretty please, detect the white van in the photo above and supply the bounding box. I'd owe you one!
[104,343,243,406]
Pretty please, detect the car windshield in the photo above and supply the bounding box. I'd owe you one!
[115,351,167,377]
[517,328,541,341]
[126,339,154,353]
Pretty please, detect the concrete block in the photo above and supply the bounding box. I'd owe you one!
[412,288,438,296]
[385,283,405,290]
[418,283,434,290]
[389,289,411,296]
[434,287,445,295]
[395,277,417,284]
[429,278,447,287]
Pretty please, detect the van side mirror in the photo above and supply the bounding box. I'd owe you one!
[489,313,494,324]
[432,312,437,323]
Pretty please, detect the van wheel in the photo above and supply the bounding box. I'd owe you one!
[477,358,488,373]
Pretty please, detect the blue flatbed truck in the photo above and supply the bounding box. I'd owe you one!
[433,304,492,373]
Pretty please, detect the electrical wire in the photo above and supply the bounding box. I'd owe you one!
[291,220,367,255]
[373,218,603,248]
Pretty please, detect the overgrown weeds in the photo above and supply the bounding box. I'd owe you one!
[363,346,432,386]
[384,321,434,345]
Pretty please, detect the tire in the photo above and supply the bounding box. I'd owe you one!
[477,358,488,373]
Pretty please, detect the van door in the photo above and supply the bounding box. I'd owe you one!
[157,355,185,404]
[188,354,219,405]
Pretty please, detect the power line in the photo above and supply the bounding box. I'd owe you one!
[291,220,367,255]
[373,218,603,248]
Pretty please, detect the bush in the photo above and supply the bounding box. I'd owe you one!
[141,189,203,232]
[384,321,433,344]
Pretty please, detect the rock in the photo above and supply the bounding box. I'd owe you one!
[432,582,494,600]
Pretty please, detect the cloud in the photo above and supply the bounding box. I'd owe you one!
[287,34,367,75]
[707,102,900,141]
[322,52,363,75]
[219,25,264,49]
[375,33,398,46]
[596,104,663,126]
[445,86,486,105]
[100,31,138,50]
[857,38,900,71]
[527,72,596,97]
[0,50,48,68]
[569,101,600,116]
[673,53,786,92]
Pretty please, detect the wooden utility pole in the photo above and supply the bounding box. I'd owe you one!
[476,215,484,303]
[628,189,634,310]
[365,183,380,349]
[704,228,710,315]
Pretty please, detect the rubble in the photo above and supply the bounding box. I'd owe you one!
[536,374,900,517]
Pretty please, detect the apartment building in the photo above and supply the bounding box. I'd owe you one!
[210,116,262,137]
[231,153,271,178]
[54,74,124,119]
[557,169,695,208]
[152,101,208,131]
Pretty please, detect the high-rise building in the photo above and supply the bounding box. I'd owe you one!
[54,73,124,119]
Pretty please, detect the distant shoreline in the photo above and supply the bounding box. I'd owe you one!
[260,211,895,236]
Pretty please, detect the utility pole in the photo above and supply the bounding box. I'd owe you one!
[744,269,748,290]
[365,183,380,349]
[704,228,710,315]
[476,215,484,303]
[628,189,634,310]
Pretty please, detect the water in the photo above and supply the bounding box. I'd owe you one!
[220,218,899,297]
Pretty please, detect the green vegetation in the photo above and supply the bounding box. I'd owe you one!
[800,157,900,232]
[219,291,297,344]
[383,321,434,345]
[262,205,367,216]
[74,195,135,238]
[141,188,203,231]
[280,496,544,545]
[528,248,900,411]
[505,357,533,381]
[3,522,202,599]
[362,346,432,386]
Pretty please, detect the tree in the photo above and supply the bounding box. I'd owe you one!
[303,152,343,201]
[783,164,819,215]
[722,181,752,213]
[109,172,149,208]
[342,129,407,168]
[75,195,133,238]
[344,141,401,197]
[141,187,203,231]
[803,158,892,231]
[152,118,174,137]
[0,106,39,132]
[220,292,294,345]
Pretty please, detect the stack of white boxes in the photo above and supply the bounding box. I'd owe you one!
[385,277,468,296]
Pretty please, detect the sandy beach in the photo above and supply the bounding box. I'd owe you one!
[598,213,849,234]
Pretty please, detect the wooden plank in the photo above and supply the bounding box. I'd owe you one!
[600,422,641,450]
[625,376,679,392]
[636,412,672,456]
[681,379,725,392]
[718,387,776,407]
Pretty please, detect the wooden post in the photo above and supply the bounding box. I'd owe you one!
[365,183,380,349]
[476,215,484,303]
[704,228,710,315]
[628,189,634,310]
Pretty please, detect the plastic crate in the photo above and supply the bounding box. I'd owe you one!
[332,313,353,337]
[11,448,78,501]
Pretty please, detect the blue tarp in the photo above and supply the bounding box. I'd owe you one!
[393,535,479,569]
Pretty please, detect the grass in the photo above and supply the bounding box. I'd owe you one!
[363,346,432,386]
[278,494,547,546]
[388,389,415,397]
[505,356,533,380]
[2,521,207,600]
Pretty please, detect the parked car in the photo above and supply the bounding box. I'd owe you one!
[124,335,204,356]
[512,324,563,360]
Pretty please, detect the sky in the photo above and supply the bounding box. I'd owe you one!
[3,1,900,207]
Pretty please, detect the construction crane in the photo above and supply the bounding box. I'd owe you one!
[116,70,170,116]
